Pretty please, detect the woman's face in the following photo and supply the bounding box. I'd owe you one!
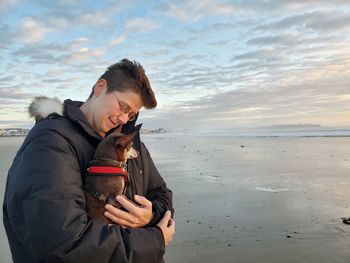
[91,82,143,137]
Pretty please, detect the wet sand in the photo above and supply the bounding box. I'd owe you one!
[143,134,350,263]
[0,137,25,263]
[1,135,350,262]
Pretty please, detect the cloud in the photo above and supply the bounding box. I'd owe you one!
[9,37,107,68]
[232,48,285,63]
[62,47,107,64]
[280,0,350,10]
[306,12,350,32]
[208,39,232,47]
[0,24,16,48]
[0,75,16,82]
[127,47,171,60]
[246,34,300,47]
[11,0,132,35]
[255,10,350,33]
[68,37,90,48]
[78,12,111,28]
[110,34,127,46]
[0,86,39,100]
[230,0,350,13]
[156,0,237,22]
[49,0,132,29]
[0,0,17,11]
[17,17,52,43]
[32,0,86,8]
[11,42,66,64]
[245,34,340,53]
[124,18,160,33]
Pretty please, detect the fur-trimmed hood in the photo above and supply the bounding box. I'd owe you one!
[28,96,63,121]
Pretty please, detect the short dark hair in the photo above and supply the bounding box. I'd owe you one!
[88,58,157,109]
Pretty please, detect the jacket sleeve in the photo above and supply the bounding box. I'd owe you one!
[5,131,165,263]
[141,143,174,226]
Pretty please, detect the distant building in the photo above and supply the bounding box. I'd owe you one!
[0,128,30,137]
[140,128,166,134]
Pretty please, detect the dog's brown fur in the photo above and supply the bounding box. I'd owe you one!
[84,129,139,223]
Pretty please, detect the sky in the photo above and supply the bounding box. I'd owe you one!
[1,0,350,131]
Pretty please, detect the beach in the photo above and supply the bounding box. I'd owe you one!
[0,137,25,263]
[1,134,350,262]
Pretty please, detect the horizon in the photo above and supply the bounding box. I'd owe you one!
[2,123,350,132]
[1,1,350,130]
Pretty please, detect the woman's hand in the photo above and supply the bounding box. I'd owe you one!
[157,211,175,246]
[104,195,153,228]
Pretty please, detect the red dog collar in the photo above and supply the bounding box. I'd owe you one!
[87,166,127,175]
[87,166,129,184]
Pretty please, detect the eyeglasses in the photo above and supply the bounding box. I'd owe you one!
[113,92,138,122]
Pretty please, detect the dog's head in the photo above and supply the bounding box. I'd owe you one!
[93,126,140,165]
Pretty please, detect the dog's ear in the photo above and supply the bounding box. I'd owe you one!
[107,125,123,137]
[117,125,141,147]
[116,133,134,147]
[132,124,142,134]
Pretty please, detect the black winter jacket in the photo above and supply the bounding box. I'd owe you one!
[2,100,173,263]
